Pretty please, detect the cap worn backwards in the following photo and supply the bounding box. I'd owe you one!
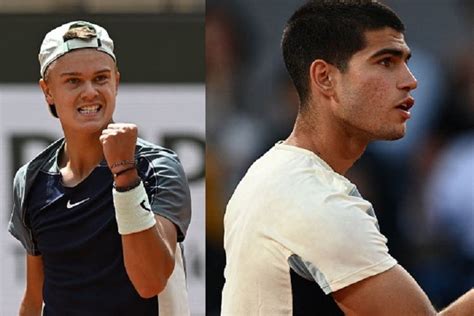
[39,21,115,78]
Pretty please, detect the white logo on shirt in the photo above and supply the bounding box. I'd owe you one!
[66,198,90,209]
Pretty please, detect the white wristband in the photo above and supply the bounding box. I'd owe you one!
[113,181,156,235]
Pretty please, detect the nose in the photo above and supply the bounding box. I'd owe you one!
[81,80,99,100]
[398,64,418,91]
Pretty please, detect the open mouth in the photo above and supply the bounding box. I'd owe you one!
[396,103,410,112]
[395,97,415,115]
[78,105,102,114]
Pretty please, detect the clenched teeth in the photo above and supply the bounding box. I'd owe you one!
[78,105,101,114]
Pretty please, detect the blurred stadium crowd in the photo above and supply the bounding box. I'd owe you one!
[206,0,473,314]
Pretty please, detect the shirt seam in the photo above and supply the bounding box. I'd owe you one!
[322,256,396,292]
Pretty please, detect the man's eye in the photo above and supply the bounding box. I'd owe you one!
[67,78,79,84]
[95,75,108,82]
[379,58,393,67]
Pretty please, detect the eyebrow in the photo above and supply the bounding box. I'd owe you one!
[370,48,412,61]
[60,68,112,77]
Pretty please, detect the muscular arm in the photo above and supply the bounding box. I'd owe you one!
[100,123,181,298]
[439,288,474,316]
[121,213,177,298]
[333,264,435,315]
[115,167,177,298]
[20,255,44,316]
[332,264,473,316]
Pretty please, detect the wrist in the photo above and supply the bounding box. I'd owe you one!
[109,159,136,176]
[113,181,156,235]
[113,168,140,191]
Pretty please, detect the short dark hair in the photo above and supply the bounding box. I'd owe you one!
[281,0,405,105]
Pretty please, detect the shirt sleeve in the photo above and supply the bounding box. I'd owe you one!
[268,188,397,294]
[8,165,41,256]
[137,149,192,242]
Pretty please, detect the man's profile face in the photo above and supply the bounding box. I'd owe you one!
[40,48,119,135]
[332,27,417,141]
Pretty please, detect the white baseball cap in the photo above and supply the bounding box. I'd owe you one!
[39,20,116,77]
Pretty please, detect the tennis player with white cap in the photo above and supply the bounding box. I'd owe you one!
[9,21,191,315]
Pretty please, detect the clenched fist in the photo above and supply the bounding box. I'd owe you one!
[100,123,138,172]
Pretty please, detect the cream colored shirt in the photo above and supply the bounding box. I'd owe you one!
[221,143,397,315]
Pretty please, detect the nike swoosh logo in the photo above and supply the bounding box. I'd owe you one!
[140,200,152,212]
[66,198,90,209]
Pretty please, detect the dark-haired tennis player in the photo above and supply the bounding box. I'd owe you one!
[222,1,473,315]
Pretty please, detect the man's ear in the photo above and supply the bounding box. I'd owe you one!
[309,59,336,98]
[39,78,59,118]
[39,78,54,105]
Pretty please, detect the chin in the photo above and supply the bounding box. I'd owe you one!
[381,129,406,141]
[70,121,106,135]
[372,125,406,141]
[384,134,405,141]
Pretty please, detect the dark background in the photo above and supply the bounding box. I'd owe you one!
[0,13,203,83]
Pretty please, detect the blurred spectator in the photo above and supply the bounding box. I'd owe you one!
[206,1,264,193]
[206,3,262,315]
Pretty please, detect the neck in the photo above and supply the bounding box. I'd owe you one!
[284,106,368,175]
[60,130,104,182]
